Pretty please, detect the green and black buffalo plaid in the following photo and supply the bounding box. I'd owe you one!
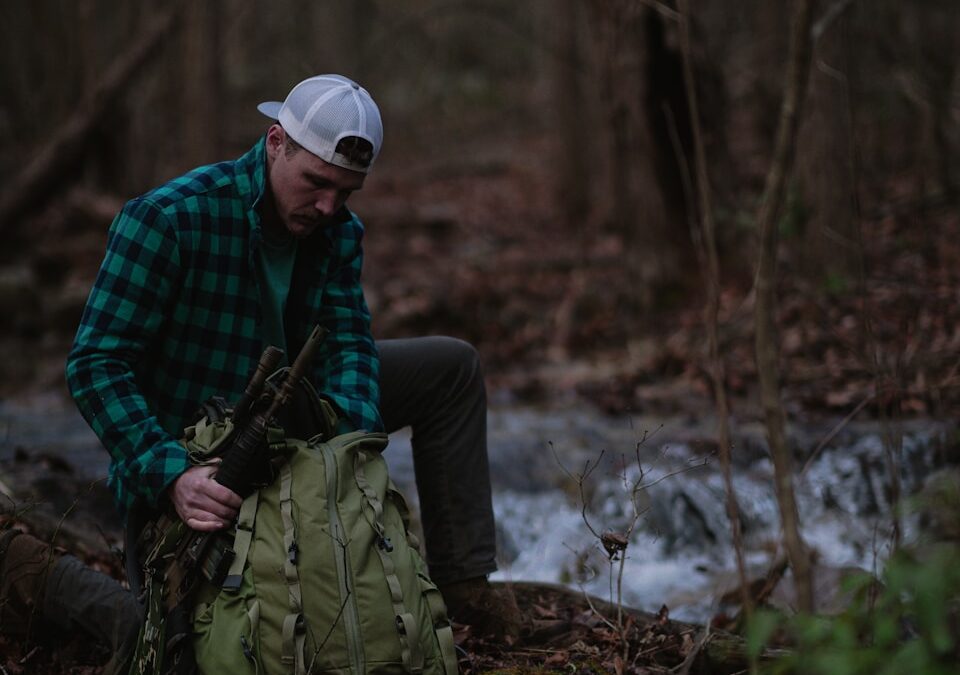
[66,138,381,514]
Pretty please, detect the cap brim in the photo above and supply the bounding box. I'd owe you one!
[257,101,283,120]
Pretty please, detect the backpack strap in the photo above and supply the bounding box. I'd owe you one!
[419,575,460,675]
[387,483,422,553]
[223,491,259,591]
[354,449,425,674]
[222,425,286,591]
[278,461,307,675]
[385,486,457,674]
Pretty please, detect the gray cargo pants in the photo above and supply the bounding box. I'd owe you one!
[26,336,497,657]
[378,337,497,585]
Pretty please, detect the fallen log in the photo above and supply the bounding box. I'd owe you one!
[0,451,122,558]
[0,497,115,559]
[0,3,181,229]
[499,581,790,675]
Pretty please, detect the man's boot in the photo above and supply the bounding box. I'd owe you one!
[0,529,142,674]
[439,576,523,641]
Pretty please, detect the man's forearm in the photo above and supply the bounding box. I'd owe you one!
[67,198,187,513]
[67,349,190,512]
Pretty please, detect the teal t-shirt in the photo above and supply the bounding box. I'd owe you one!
[256,224,298,362]
[256,225,354,434]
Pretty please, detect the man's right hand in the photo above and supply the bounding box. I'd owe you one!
[168,464,243,531]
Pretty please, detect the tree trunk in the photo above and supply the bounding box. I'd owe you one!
[797,3,859,282]
[585,0,671,309]
[753,0,816,614]
[0,4,181,229]
[554,0,590,231]
[676,0,752,626]
[182,0,223,168]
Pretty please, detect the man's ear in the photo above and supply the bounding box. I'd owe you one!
[266,124,285,158]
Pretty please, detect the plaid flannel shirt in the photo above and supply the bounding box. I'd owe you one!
[66,137,382,514]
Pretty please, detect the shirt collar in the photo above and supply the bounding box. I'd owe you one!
[237,135,353,256]
[236,135,268,213]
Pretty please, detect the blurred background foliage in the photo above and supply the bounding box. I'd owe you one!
[0,0,958,408]
[1,5,960,668]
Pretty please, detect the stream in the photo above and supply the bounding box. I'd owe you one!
[1,394,955,623]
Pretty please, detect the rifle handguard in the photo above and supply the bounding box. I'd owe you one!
[212,415,269,497]
[212,326,327,497]
[232,346,284,425]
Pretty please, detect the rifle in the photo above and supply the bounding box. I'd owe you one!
[158,325,326,609]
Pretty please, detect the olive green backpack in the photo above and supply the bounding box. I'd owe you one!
[134,406,459,675]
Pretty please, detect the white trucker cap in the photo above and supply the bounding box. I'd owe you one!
[257,74,383,174]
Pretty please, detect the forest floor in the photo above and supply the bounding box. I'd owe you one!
[1,136,959,672]
[0,514,745,675]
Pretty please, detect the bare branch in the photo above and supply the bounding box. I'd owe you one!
[672,625,713,675]
[632,0,680,22]
[578,581,621,634]
[0,475,14,502]
[675,0,753,628]
[752,0,818,614]
[800,392,874,477]
[551,442,604,539]
[812,0,857,43]
[635,457,710,493]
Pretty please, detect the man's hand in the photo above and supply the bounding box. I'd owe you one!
[168,464,243,531]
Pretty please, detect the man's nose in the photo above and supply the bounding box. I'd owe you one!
[314,191,337,216]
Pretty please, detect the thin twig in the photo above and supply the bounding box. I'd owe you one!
[562,541,603,587]
[0,491,18,514]
[577,581,620,633]
[307,593,351,673]
[22,479,103,643]
[551,442,605,539]
[800,392,873,477]
[633,0,681,22]
[18,646,39,665]
[633,429,657,481]
[812,0,856,43]
[49,479,104,549]
[662,102,705,269]
[635,458,710,492]
[936,357,960,400]
[617,551,628,661]
[307,529,354,672]
[672,625,713,674]
[0,475,14,501]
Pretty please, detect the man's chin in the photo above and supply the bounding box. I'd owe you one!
[287,219,321,238]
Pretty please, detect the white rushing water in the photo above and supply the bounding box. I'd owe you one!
[2,397,952,623]
[478,407,948,622]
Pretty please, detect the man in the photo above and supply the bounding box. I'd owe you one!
[0,74,519,667]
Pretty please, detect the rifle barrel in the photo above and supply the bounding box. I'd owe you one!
[232,346,284,424]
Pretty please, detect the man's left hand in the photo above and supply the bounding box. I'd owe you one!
[168,464,243,531]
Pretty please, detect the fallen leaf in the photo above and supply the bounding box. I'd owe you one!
[544,651,569,666]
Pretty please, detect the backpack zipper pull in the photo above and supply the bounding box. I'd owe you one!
[241,635,255,662]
